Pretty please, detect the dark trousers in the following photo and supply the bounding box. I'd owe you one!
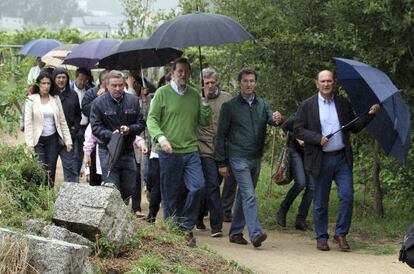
[279,149,313,221]
[159,151,205,231]
[131,162,142,212]
[311,152,353,240]
[59,140,78,183]
[147,158,162,219]
[88,149,102,186]
[198,157,223,230]
[222,172,237,218]
[74,126,87,175]
[34,133,59,185]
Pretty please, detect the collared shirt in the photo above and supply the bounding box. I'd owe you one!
[110,93,124,103]
[318,92,345,152]
[241,92,255,106]
[170,80,187,96]
[74,84,88,126]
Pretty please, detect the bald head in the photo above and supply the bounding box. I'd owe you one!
[315,70,336,99]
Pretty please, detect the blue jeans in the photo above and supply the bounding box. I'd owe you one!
[59,142,79,183]
[229,158,263,241]
[159,151,205,231]
[100,148,137,201]
[200,157,223,230]
[279,149,313,221]
[310,152,353,240]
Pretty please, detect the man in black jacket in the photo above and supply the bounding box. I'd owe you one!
[90,70,146,201]
[52,68,81,182]
[294,70,380,252]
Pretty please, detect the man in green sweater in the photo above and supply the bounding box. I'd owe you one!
[147,57,212,247]
[216,68,283,248]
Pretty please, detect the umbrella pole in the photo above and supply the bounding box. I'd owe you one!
[198,46,204,97]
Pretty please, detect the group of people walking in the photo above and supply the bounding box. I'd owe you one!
[23,56,380,251]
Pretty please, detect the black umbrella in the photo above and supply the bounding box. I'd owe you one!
[107,131,124,175]
[145,12,255,85]
[98,38,183,70]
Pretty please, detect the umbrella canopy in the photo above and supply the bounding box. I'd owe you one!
[19,38,63,57]
[145,12,255,49]
[334,57,411,163]
[41,44,78,69]
[98,38,183,70]
[63,38,120,69]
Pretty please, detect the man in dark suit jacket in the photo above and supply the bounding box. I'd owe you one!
[294,70,380,252]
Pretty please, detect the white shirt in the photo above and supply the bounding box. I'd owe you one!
[318,92,345,152]
[170,80,187,96]
[41,101,56,136]
[73,84,89,126]
[27,66,41,85]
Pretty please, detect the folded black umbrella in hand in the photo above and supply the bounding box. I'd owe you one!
[107,131,124,173]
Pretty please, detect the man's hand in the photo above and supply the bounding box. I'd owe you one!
[273,111,283,125]
[219,166,230,177]
[160,139,173,153]
[296,139,305,146]
[84,155,91,168]
[141,144,148,154]
[369,104,380,115]
[120,125,130,135]
[97,87,106,96]
[66,144,73,152]
[320,136,329,146]
[27,146,34,153]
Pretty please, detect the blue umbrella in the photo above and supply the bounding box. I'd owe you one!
[334,57,411,163]
[63,38,120,69]
[19,38,63,57]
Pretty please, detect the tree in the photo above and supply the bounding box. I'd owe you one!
[119,0,155,38]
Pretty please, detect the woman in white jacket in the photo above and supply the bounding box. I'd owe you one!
[24,72,73,185]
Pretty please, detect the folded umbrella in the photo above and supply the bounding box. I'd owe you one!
[19,38,63,57]
[334,57,411,163]
[107,131,124,175]
[63,38,120,69]
[98,38,183,70]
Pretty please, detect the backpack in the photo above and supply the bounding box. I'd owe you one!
[399,223,414,269]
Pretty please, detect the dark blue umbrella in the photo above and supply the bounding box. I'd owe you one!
[98,38,183,70]
[19,38,63,57]
[63,38,120,69]
[334,57,411,163]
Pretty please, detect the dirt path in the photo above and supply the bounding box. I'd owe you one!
[195,222,410,274]
[2,132,411,273]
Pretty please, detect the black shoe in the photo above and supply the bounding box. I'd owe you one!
[211,228,223,238]
[294,220,308,231]
[196,220,206,230]
[223,215,232,223]
[230,234,248,245]
[252,232,267,248]
[146,215,156,224]
[186,232,197,248]
[277,209,287,227]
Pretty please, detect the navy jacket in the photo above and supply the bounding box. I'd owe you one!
[90,92,146,154]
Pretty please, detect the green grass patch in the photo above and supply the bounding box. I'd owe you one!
[126,254,163,274]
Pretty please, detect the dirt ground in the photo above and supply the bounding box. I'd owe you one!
[2,131,412,274]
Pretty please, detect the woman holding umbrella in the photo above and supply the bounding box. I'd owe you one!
[24,72,73,185]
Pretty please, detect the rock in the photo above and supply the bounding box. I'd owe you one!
[42,225,95,251]
[52,183,134,248]
[21,219,49,235]
[0,228,92,274]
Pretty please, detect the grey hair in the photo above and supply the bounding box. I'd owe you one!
[202,67,219,80]
[106,70,125,82]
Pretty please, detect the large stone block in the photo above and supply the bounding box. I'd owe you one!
[42,225,95,250]
[52,183,134,247]
[0,228,92,274]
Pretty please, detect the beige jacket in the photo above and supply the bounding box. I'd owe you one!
[198,91,232,158]
[24,94,72,147]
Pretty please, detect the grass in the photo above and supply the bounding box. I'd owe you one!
[0,235,37,274]
[256,163,413,255]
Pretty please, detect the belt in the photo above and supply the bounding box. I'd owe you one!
[323,149,345,157]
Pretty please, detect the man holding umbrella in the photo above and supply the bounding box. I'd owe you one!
[90,70,146,201]
[294,70,380,252]
[147,57,212,247]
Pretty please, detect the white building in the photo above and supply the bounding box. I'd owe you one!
[0,17,24,32]
[69,16,123,35]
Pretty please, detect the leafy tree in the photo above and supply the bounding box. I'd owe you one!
[119,0,155,38]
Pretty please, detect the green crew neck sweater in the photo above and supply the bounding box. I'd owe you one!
[147,84,212,153]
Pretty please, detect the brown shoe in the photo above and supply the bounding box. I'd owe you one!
[252,232,267,248]
[334,235,351,251]
[316,239,330,251]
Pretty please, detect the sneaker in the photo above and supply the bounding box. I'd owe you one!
[252,232,267,248]
[211,229,223,238]
[101,182,116,189]
[229,234,248,245]
[196,220,206,231]
[294,220,308,231]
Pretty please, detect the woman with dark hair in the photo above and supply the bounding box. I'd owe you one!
[24,72,73,185]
